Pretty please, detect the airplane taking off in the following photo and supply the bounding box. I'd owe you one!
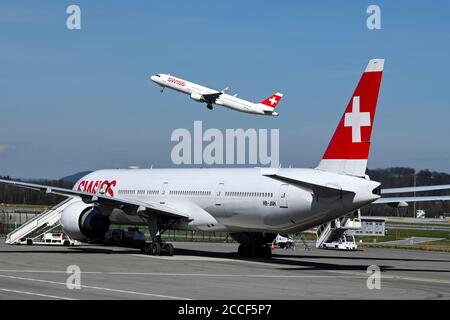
[3,59,449,258]
[150,73,283,116]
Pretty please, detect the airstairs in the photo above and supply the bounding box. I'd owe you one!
[315,211,362,248]
[5,198,78,244]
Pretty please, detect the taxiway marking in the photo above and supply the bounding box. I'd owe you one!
[0,274,190,300]
[0,287,76,300]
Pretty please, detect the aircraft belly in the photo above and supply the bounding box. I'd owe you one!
[109,211,147,225]
[221,100,250,113]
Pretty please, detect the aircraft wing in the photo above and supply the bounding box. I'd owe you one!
[373,196,450,204]
[201,92,222,104]
[381,184,450,194]
[0,179,190,220]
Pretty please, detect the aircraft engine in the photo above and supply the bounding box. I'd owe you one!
[60,200,110,242]
[190,92,203,102]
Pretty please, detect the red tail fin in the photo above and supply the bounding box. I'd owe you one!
[259,93,283,108]
[316,59,384,177]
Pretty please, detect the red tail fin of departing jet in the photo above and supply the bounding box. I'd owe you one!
[316,59,384,177]
[259,93,283,108]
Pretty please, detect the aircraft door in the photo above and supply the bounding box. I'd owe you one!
[215,183,225,206]
[278,184,289,208]
[160,182,169,204]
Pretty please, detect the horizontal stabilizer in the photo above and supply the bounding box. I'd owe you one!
[262,172,354,197]
[381,184,450,194]
[374,196,450,204]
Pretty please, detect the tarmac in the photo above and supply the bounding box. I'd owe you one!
[0,238,449,300]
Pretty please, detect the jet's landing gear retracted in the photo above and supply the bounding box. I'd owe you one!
[141,215,174,256]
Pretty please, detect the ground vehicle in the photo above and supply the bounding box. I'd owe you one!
[43,233,73,246]
[104,228,146,247]
[323,235,357,250]
[18,233,76,246]
[416,210,426,219]
[274,234,295,249]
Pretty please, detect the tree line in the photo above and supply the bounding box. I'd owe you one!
[364,168,450,217]
[0,176,72,206]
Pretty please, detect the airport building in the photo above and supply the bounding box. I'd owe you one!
[347,216,386,236]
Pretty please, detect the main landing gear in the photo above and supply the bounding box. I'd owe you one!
[206,104,213,110]
[238,244,272,259]
[141,236,174,256]
[142,215,174,256]
[231,232,277,259]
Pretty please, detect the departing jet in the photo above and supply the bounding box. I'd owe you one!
[150,73,282,116]
[3,59,449,258]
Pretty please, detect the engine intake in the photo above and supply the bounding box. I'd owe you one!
[190,92,203,102]
[60,200,110,242]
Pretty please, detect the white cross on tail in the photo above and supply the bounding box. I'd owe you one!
[269,97,278,105]
[344,96,371,143]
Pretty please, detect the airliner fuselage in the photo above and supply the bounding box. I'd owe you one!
[74,168,380,234]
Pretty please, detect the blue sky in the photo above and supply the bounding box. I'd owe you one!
[0,1,449,179]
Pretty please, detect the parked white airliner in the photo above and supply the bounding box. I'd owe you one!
[150,73,283,116]
[5,59,448,258]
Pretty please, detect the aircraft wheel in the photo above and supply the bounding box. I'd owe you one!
[238,244,247,257]
[151,242,161,256]
[207,104,213,110]
[263,246,272,258]
[166,243,174,256]
[141,243,152,255]
[238,244,243,257]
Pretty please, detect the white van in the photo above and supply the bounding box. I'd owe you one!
[42,233,74,246]
[323,235,358,250]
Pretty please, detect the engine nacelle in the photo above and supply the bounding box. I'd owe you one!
[190,92,203,102]
[60,200,110,242]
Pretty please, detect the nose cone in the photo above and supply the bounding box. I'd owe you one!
[150,75,158,82]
